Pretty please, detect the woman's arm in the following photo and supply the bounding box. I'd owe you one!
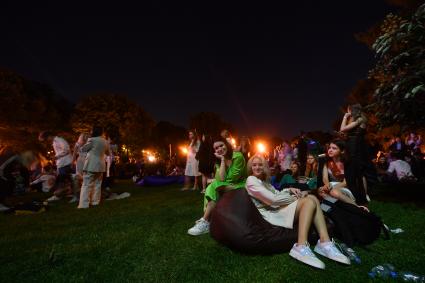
[340,117,362,132]
[226,153,246,183]
[218,157,227,181]
[246,176,297,208]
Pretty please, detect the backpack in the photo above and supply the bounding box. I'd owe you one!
[320,196,388,247]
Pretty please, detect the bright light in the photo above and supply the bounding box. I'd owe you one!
[147,155,156,162]
[257,142,266,153]
[180,146,188,155]
[231,138,236,148]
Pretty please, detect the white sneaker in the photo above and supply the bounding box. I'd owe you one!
[187,218,210,236]
[68,196,78,203]
[0,203,10,212]
[289,243,325,269]
[314,239,351,265]
[47,195,61,202]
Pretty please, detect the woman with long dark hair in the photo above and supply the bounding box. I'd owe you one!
[188,137,246,236]
[339,104,374,205]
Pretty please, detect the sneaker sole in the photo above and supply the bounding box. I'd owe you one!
[289,249,325,269]
[187,229,209,236]
[313,247,351,265]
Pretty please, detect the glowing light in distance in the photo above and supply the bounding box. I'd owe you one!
[147,155,156,162]
[257,142,266,153]
[180,146,188,155]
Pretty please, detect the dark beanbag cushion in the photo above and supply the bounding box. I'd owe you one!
[210,189,327,255]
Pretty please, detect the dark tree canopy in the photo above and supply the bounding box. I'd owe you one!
[71,93,155,151]
[368,4,425,131]
[0,68,72,152]
[189,112,234,138]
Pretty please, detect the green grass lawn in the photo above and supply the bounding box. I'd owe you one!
[1,180,424,283]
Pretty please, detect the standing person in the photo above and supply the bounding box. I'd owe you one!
[182,130,201,191]
[104,136,118,191]
[188,137,246,236]
[220,129,233,146]
[71,133,90,203]
[196,134,215,194]
[339,104,374,205]
[236,136,251,162]
[78,126,110,209]
[39,131,73,202]
[297,132,308,175]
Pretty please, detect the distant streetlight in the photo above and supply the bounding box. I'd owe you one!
[256,142,266,154]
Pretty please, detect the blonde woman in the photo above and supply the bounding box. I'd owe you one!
[246,154,349,269]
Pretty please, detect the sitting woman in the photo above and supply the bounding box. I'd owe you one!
[278,161,309,191]
[305,154,319,189]
[246,155,350,269]
[318,140,358,206]
[188,137,246,236]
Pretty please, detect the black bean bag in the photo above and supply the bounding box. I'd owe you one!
[210,189,330,255]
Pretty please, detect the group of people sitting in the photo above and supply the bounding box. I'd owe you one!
[185,104,414,269]
[375,133,424,183]
[187,136,357,269]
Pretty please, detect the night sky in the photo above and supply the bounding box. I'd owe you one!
[1,1,395,138]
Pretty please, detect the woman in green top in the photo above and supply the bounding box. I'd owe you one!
[188,137,246,236]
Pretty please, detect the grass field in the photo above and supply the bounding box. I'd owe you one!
[1,180,424,282]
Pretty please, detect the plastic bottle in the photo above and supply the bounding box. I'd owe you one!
[338,243,361,264]
[398,271,425,282]
[368,264,397,279]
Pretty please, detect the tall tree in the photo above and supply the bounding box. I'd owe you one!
[0,68,72,152]
[189,112,234,137]
[71,93,155,151]
[368,4,425,131]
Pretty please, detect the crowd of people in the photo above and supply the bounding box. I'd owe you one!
[1,103,424,269]
[181,104,424,269]
[0,126,120,211]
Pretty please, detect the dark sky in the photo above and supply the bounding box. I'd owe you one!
[1,1,395,138]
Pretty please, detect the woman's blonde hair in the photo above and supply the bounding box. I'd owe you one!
[247,154,271,183]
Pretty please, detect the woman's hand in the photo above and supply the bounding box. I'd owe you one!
[318,184,330,195]
[344,112,351,119]
[289,188,302,198]
[214,152,225,160]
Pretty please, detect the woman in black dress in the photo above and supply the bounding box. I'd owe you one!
[196,134,215,193]
[339,104,375,205]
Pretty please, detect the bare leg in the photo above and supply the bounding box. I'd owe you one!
[202,201,216,222]
[201,174,207,192]
[193,176,199,190]
[294,197,316,245]
[307,195,330,243]
[182,175,191,190]
[330,188,356,205]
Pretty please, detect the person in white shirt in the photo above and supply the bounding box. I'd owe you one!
[30,165,56,192]
[246,154,350,269]
[39,131,73,201]
[387,152,414,180]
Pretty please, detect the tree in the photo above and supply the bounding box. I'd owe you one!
[71,93,155,151]
[0,68,72,152]
[368,4,425,131]
[189,112,234,137]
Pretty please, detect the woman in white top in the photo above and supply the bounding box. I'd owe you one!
[246,154,350,269]
[182,130,201,191]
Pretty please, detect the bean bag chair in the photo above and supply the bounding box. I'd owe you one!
[210,189,332,255]
[136,175,185,186]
